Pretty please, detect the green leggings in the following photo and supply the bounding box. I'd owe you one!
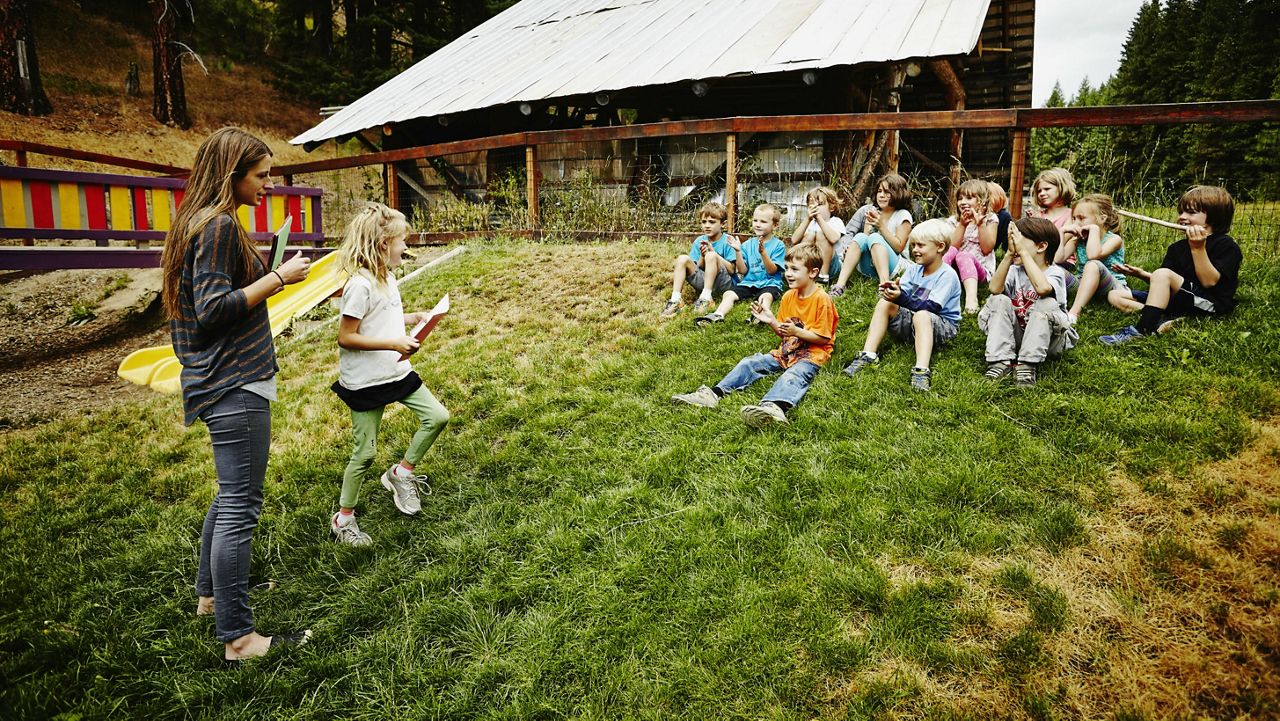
[340,385,449,509]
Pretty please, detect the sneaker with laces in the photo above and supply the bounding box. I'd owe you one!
[829,284,846,298]
[1014,362,1037,388]
[843,351,878,377]
[660,299,683,318]
[691,297,712,314]
[1099,325,1145,346]
[984,360,1014,381]
[694,312,724,326]
[672,385,720,408]
[909,366,932,392]
[740,401,788,427]
[331,513,372,546]
[818,274,831,285]
[381,464,425,515]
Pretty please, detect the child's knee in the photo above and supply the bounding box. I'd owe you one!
[1151,267,1181,289]
[986,294,1013,311]
[913,310,935,329]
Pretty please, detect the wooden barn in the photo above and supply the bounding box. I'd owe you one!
[292,0,1035,220]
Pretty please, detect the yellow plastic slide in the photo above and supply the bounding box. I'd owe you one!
[118,251,343,395]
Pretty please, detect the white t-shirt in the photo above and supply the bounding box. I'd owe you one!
[1004,263,1070,326]
[337,271,413,390]
[798,216,844,244]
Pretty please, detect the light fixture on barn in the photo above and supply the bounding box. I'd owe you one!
[801,70,818,86]
[594,92,611,106]
[438,115,451,126]
[691,81,709,97]
[905,61,922,78]
[519,102,534,116]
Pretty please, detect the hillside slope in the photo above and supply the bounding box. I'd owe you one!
[0,0,336,168]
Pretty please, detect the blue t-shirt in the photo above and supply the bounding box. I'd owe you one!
[900,262,962,324]
[688,233,739,267]
[1075,230,1126,283]
[738,236,786,288]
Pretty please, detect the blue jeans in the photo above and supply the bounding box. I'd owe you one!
[714,353,820,408]
[195,389,270,643]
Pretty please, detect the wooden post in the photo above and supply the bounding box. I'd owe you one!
[930,59,966,212]
[725,133,737,231]
[15,150,27,167]
[386,164,400,213]
[525,145,540,232]
[282,174,293,186]
[886,65,907,173]
[1009,128,1029,214]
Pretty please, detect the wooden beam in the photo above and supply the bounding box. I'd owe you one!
[725,133,737,230]
[0,139,187,175]
[1009,128,1030,213]
[526,145,540,230]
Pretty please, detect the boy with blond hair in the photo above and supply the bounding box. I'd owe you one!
[843,219,961,391]
[1101,185,1243,345]
[673,243,838,427]
[662,202,745,318]
[696,203,786,325]
[979,217,1078,387]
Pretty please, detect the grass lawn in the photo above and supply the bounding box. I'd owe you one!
[1,228,1278,719]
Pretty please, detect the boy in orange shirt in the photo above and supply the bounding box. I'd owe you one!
[673,244,838,427]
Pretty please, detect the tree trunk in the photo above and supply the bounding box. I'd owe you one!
[151,0,191,128]
[0,0,52,116]
[311,0,333,57]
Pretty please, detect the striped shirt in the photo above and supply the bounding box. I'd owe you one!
[170,213,277,425]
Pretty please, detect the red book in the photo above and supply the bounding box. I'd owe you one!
[399,293,450,361]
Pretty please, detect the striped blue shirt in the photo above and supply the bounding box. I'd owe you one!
[170,213,277,425]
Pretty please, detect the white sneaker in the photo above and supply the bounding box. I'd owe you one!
[740,401,788,427]
[672,385,720,408]
[381,464,426,515]
[331,512,372,546]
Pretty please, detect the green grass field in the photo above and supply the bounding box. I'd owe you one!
[2,226,1278,719]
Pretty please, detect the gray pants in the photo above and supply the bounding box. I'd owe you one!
[195,389,270,643]
[979,294,1077,364]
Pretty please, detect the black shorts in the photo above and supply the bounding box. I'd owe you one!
[731,283,785,301]
[1165,285,1218,318]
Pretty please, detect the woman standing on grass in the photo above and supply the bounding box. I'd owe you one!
[160,127,313,663]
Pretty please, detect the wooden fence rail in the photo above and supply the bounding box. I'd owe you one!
[273,99,1280,233]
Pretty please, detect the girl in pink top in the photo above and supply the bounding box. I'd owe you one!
[1028,167,1077,230]
[943,179,998,314]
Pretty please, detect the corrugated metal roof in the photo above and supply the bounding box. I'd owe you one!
[291,0,994,145]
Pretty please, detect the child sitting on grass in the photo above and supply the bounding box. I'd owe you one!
[843,219,961,392]
[944,179,999,314]
[1100,185,1243,345]
[1029,167,1076,231]
[979,217,1078,387]
[661,202,744,318]
[673,243,837,427]
[830,172,914,295]
[788,186,845,285]
[1059,193,1142,324]
[696,203,786,326]
[329,203,450,546]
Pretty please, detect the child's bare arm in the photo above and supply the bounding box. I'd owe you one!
[1087,226,1122,260]
[1110,262,1150,283]
[1182,225,1222,288]
[977,212,998,254]
[338,315,420,354]
[989,245,1014,294]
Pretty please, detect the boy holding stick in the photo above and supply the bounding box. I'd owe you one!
[1100,186,1242,345]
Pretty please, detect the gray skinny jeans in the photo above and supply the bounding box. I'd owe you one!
[195,388,269,643]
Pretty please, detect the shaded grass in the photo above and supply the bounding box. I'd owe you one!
[0,235,1278,719]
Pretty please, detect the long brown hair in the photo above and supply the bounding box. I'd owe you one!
[161,127,272,319]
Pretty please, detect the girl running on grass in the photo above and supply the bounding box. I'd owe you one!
[329,203,450,546]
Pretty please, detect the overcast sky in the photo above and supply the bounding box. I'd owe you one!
[1033,0,1148,106]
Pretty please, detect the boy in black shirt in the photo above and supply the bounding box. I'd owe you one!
[1100,186,1242,345]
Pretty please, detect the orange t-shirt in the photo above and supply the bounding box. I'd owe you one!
[770,287,838,368]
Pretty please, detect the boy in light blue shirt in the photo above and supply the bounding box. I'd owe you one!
[696,203,786,326]
[843,219,961,391]
[662,202,745,318]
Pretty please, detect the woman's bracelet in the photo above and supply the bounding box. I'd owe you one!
[271,270,285,288]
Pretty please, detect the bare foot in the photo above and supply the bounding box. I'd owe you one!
[196,596,215,616]
[225,631,273,661]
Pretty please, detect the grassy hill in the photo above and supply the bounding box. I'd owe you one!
[0,0,333,169]
[1,233,1277,719]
